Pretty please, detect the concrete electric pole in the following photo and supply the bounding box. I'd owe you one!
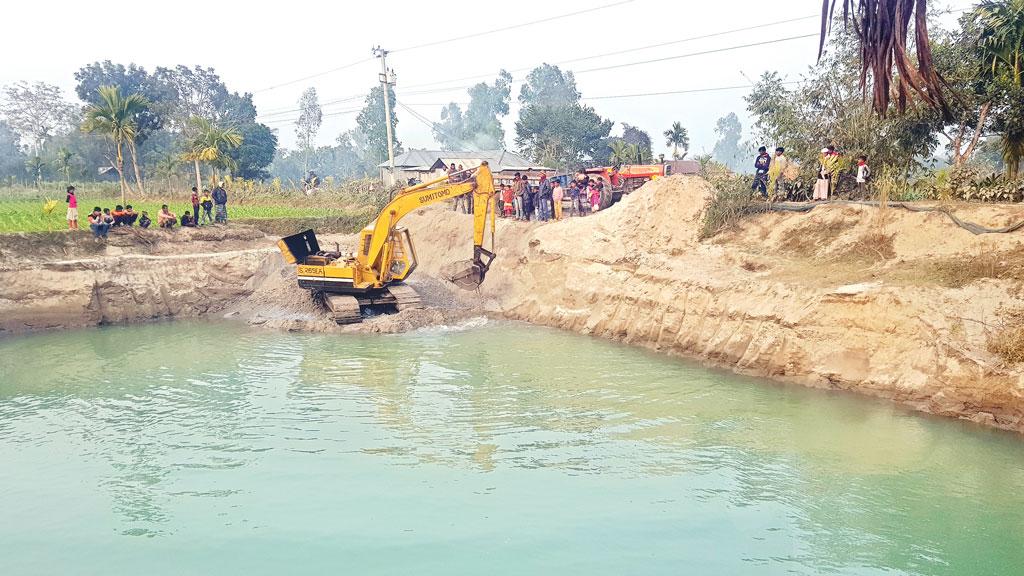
[373,46,396,181]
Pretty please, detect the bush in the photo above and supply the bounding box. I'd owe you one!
[699,172,756,239]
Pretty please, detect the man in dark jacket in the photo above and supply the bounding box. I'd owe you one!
[211,183,228,223]
[751,146,771,198]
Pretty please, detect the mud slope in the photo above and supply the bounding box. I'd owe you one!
[0,227,274,333]
[404,175,1024,433]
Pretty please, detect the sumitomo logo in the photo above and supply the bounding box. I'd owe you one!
[418,187,453,203]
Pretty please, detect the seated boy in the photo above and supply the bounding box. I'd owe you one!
[123,205,138,226]
[111,205,128,226]
[180,211,196,227]
[138,211,152,229]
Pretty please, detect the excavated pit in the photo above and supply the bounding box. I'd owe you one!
[3,176,1024,434]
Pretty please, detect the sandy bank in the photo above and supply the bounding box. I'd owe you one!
[400,176,1024,434]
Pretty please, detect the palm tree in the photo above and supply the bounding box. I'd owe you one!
[663,122,690,160]
[81,85,150,204]
[54,147,74,184]
[820,1,948,117]
[977,0,1024,177]
[181,116,243,191]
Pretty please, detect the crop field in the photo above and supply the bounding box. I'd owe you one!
[0,183,387,233]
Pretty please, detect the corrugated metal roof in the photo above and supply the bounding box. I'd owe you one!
[381,149,552,172]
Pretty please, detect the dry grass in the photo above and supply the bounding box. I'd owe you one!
[779,217,859,257]
[842,231,897,262]
[989,308,1024,364]
[927,251,1024,288]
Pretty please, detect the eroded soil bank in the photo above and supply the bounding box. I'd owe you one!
[3,177,1024,433]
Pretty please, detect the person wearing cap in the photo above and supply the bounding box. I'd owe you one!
[752,146,771,198]
[813,148,832,201]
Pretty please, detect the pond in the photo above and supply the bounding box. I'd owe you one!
[1,321,1022,575]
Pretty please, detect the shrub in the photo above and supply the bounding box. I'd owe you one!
[699,173,756,239]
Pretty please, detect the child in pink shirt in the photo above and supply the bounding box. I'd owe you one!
[589,183,601,212]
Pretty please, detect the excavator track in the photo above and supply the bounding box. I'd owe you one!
[323,294,363,324]
[386,284,423,311]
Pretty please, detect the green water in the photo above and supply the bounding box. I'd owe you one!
[1,321,1023,575]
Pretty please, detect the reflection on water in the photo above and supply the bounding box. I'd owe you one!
[1,321,1022,575]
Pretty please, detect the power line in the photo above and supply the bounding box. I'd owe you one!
[250,1,632,98]
[400,13,819,91]
[580,81,801,101]
[252,57,374,94]
[391,0,635,53]
[574,33,818,75]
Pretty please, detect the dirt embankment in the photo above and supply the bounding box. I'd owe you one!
[0,226,274,333]
[401,176,1024,434]
[3,177,1024,433]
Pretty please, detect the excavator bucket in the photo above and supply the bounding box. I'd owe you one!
[445,246,495,290]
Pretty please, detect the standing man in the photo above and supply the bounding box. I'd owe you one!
[769,147,789,199]
[211,182,228,224]
[752,146,771,198]
[65,185,78,230]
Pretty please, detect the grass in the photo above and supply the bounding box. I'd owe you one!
[0,181,389,233]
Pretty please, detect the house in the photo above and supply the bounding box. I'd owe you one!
[379,149,554,186]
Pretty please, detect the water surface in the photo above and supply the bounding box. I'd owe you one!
[1,321,1022,575]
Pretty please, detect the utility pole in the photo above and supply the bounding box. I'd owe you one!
[373,46,396,181]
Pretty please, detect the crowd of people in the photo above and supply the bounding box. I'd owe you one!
[751,146,871,201]
[485,170,608,222]
[65,183,231,241]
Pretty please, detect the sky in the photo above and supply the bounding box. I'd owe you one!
[0,0,975,158]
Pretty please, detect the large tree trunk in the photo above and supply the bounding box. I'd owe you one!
[126,140,145,196]
[193,158,203,192]
[116,139,128,205]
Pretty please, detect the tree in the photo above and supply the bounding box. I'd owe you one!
[820,1,948,117]
[518,64,580,107]
[75,61,170,147]
[0,81,76,152]
[711,113,746,172]
[355,85,402,167]
[746,22,940,181]
[977,0,1024,177]
[229,123,278,180]
[25,155,45,188]
[295,87,323,172]
[54,147,75,183]
[664,122,690,160]
[0,121,27,183]
[181,117,243,191]
[515,64,612,168]
[82,86,150,203]
[608,140,634,167]
[434,70,512,150]
[621,124,653,163]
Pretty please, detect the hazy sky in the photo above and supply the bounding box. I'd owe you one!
[1,0,973,156]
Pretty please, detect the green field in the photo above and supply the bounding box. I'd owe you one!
[0,185,383,233]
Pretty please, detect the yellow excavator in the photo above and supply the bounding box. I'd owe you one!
[276,162,497,324]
